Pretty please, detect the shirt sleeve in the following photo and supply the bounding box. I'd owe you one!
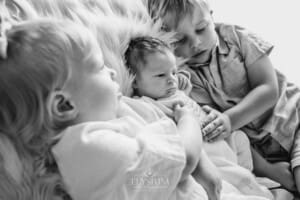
[234,25,274,67]
[52,120,186,200]
[291,129,300,169]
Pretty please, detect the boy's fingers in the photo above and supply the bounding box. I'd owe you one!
[206,128,225,142]
[202,112,217,128]
[202,105,212,113]
[203,123,222,137]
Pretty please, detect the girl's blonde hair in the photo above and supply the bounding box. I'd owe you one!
[0,0,177,198]
[0,18,98,199]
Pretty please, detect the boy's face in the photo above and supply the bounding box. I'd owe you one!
[163,3,217,64]
[66,47,121,122]
[134,50,178,99]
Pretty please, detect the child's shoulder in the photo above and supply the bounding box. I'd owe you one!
[215,22,248,36]
[215,22,264,48]
[215,23,251,42]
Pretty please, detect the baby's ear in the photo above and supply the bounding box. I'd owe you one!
[49,91,78,122]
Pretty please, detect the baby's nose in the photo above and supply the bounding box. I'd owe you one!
[167,78,176,85]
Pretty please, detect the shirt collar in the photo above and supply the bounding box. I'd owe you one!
[187,27,229,68]
[215,26,230,55]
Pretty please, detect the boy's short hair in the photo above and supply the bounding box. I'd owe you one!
[147,0,211,29]
[124,36,171,74]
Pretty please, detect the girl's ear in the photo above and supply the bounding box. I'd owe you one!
[49,91,78,122]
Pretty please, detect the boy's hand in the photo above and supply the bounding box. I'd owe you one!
[177,73,192,95]
[202,106,231,142]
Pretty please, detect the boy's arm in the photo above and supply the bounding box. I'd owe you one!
[224,55,279,130]
[203,56,278,142]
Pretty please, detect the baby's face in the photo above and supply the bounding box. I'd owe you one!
[163,2,217,64]
[65,47,121,122]
[134,50,178,99]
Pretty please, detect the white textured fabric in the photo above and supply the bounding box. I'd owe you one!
[52,97,274,200]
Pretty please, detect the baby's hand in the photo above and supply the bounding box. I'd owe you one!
[173,103,194,124]
[148,98,183,118]
[177,73,192,95]
[202,106,231,142]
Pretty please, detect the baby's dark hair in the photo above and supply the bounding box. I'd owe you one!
[124,36,171,74]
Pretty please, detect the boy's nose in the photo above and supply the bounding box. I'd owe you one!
[191,38,201,52]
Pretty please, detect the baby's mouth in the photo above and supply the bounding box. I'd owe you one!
[166,88,177,96]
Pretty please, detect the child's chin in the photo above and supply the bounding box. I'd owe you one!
[164,89,176,98]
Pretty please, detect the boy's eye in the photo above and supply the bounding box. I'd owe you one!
[195,24,208,34]
[195,28,205,34]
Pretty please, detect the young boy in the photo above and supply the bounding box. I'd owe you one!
[146,0,298,192]
[124,35,273,200]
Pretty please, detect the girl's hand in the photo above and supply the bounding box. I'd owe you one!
[177,73,192,95]
[202,106,231,142]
